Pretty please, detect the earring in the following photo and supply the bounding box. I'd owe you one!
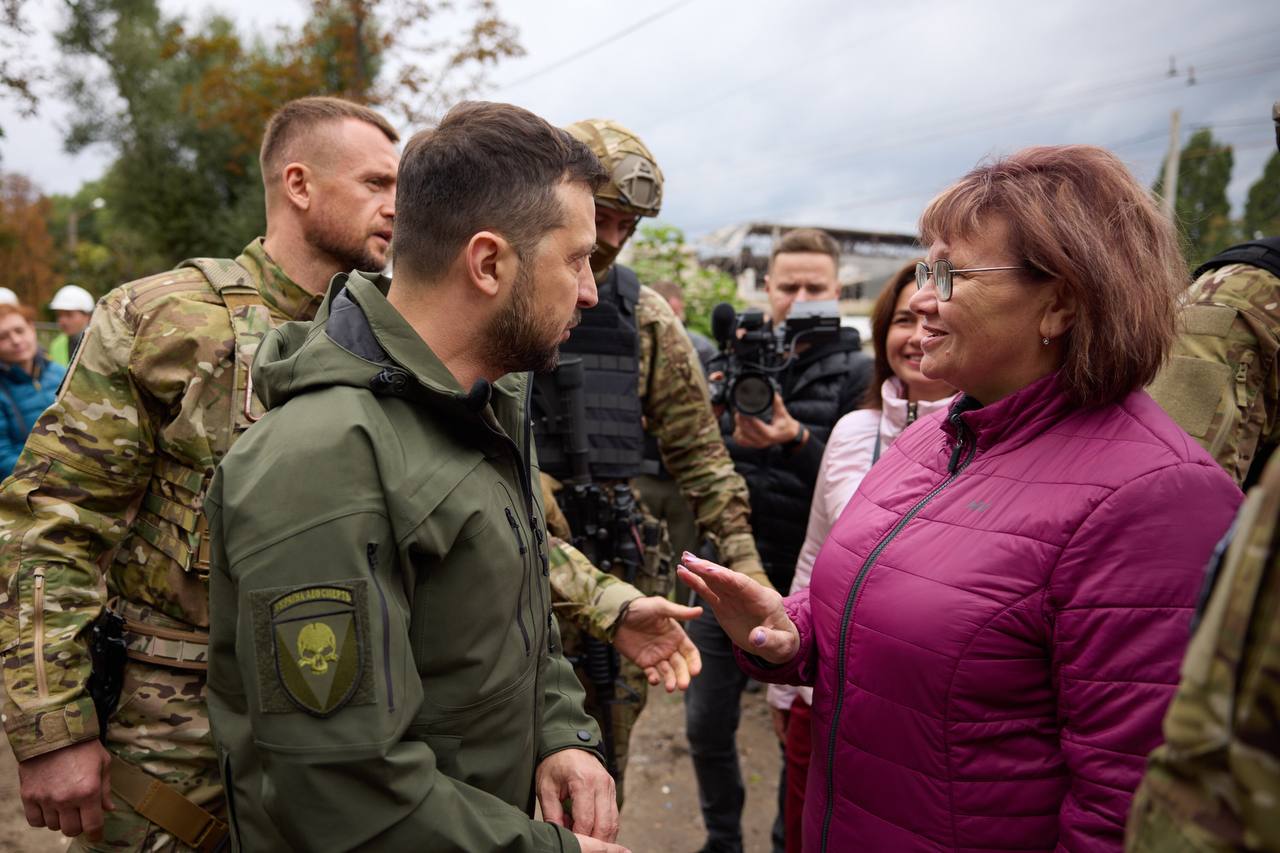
[1041,337,1050,346]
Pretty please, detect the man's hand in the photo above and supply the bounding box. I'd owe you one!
[574,833,632,853]
[612,596,703,692]
[771,707,789,743]
[733,395,802,449]
[677,552,799,665]
[537,748,618,842]
[17,739,114,840]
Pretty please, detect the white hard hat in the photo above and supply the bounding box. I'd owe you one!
[0,288,17,306]
[50,284,95,313]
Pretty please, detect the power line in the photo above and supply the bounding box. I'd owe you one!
[497,0,699,90]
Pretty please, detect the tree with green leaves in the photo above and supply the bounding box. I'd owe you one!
[1154,128,1236,270]
[48,0,523,269]
[1242,150,1280,240]
[628,223,741,338]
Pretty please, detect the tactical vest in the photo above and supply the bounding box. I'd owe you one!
[119,258,272,606]
[1194,237,1280,281]
[533,264,645,481]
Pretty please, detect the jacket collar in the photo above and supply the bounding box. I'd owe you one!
[940,371,1078,454]
[236,237,325,321]
[332,273,527,431]
[880,377,955,436]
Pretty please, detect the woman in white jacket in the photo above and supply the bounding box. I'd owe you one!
[768,261,957,853]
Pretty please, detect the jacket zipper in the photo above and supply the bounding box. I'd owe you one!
[33,566,47,698]
[818,415,977,853]
[365,544,395,712]
[506,507,532,655]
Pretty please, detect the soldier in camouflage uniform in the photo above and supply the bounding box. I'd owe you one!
[0,97,399,851]
[535,119,766,802]
[1149,102,1280,489]
[1126,445,1280,850]
[1127,99,1280,851]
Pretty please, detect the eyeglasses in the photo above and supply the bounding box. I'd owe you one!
[914,260,1022,302]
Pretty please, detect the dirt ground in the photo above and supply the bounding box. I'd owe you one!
[1,687,780,853]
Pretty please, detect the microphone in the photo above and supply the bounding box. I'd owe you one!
[462,379,491,411]
[710,302,737,347]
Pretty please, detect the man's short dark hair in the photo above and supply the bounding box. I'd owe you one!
[394,101,608,280]
[769,228,841,272]
[260,96,399,187]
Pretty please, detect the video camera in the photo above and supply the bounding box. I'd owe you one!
[707,299,841,416]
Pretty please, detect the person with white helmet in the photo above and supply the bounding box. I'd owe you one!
[48,284,96,366]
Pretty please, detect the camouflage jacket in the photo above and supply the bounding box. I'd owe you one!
[543,285,765,641]
[541,474,644,642]
[632,285,765,586]
[0,239,321,760]
[1149,262,1280,486]
[1127,451,1280,851]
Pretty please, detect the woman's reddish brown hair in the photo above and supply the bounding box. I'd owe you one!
[0,303,36,325]
[919,145,1186,407]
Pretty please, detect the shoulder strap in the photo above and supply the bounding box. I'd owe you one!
[1194,237,1280,281]
[614,264,641,316]
[178,257,271,428]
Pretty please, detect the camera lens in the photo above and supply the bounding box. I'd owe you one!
[733,374,773,416]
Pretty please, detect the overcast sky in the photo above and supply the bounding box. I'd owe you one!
[2,0,1277,239]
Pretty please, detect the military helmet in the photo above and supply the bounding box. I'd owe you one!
[566,119,663,219]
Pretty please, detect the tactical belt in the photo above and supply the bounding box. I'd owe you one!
[115,599,210,672]
[110,759,228,853]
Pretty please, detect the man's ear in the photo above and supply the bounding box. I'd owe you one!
[464,232,517,298]
[1040,283,1078,340]
[281,162,312,212]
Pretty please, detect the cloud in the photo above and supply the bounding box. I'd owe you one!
[0,0,1274,239]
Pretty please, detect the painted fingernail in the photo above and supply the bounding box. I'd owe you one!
[751,629,767,646]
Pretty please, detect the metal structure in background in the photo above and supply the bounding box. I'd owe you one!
[698,221,919,304]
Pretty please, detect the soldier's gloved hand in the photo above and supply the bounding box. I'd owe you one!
[732,394,803,449]
[17,738,114,841]
[537,748,619,842]
[678,551,799,665]
[612,596,703,692]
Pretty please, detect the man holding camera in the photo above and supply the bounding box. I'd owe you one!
[687,227,871,853]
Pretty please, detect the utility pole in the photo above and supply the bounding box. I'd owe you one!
[1160,109,1182,220]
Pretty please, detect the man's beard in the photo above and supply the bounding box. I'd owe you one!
[307,210,385,273]
[483,262,575,375]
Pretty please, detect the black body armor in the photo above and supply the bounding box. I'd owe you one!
[534,264,646,481]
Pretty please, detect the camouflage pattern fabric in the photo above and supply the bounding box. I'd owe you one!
[632,286,763,585]
[1149,262,1280,486]
[1127,451,1280,851]
[546,284,760,803]
[0,239,320,850]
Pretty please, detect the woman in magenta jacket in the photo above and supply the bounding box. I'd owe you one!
[682,146,1243,852]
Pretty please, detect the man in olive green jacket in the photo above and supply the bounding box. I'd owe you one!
[207,102,627,852]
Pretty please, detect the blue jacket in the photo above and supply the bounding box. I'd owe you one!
[0,353,65,477]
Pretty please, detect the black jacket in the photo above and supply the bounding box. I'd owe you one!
[724,326,871,590]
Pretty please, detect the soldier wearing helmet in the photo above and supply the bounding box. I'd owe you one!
[533,119,767,803]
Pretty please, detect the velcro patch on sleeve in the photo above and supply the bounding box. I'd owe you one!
[250,581,376,717]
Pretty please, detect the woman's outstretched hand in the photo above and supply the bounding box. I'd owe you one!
[677,552,800,665]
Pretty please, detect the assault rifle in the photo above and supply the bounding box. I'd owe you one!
[544,356,643,779]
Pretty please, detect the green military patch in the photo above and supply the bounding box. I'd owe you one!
[250,581,376,717]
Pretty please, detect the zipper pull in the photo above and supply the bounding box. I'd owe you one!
[33,566,45,591]
[947,413,969,473]
[505,508,527,555]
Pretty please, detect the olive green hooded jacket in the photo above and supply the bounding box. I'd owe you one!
[206,272,602,851]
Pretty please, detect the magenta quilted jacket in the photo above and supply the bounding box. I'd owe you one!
[739,373,1241,852]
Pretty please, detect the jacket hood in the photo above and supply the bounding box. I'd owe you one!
[252,271,522,413]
